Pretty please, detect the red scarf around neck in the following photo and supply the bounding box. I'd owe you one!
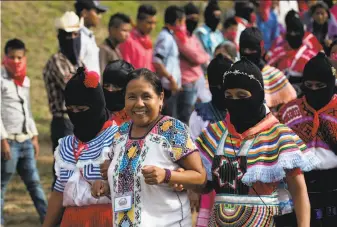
[2,56,27,86]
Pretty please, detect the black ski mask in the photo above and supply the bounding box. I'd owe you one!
[102,60,134,112]
[235,2,255,23]
[207,54,233,111]
[239,27,265,70]
[58,29,81,65]
[204,2,221,32]
[285,11,305,49]
[302,52,336,110]
[184,2,200,35]
[65,67,110,142]
[223,57,266,133]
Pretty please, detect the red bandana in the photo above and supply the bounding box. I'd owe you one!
[2,56,27,86]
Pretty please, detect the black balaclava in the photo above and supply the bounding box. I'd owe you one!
[58,29,81,65]
[285,10,305,49]
[223,57,266,133]
[302,52,336,110]
[207,54,233,110]
[235,1,255,23]
[239,27,265,70]
[184,2,200,35]
[65,67,110,142]
[204,2,221,32]
[102,60,134,112]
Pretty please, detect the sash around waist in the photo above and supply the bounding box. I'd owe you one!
[215,193,279,206]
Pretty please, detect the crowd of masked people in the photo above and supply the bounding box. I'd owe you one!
[1,0,337,226]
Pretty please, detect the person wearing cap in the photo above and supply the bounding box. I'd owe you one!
[43,11,84,187]
[74,0,107,75]
[195,1,224,57]
[99,13,131,75]
[175,2,210,124]
[119,4,157,71]
[307,2,337,53]
[240,27,297,113]
[196,57,317,226]
[279,52,337,226]
[266,10,322,96]
[1,38,48,226]
[42,68,118,227]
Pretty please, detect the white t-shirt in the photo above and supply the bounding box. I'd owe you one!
[80,26,100,76]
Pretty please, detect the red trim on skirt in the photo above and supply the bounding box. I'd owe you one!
[61,204,112,227]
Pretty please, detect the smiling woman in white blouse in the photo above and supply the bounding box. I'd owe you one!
[92,68,206,227]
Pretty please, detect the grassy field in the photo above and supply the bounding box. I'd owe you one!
[1,1,231,226]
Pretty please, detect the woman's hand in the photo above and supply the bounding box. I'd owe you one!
[91,180,110,198]
[100,159,111,180]
[141,165,166,185]
[169,168,185,191]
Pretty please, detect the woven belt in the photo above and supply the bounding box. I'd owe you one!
[7,133,32,143]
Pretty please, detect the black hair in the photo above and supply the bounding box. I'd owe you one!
[137,4,157,21]
[74,2,86,17]
[126,68,163,96]
[4,38,26,55]
[310,2,330,18]
[223,16,238,29]
[164,5,185,25]
[108,13,131,28]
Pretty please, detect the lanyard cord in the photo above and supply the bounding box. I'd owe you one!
[228,134,274,219]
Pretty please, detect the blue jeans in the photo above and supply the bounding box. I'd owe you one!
[1,139,47,224]
[178,82,198,124]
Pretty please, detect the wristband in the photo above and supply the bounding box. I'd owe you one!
[163,168,171,183]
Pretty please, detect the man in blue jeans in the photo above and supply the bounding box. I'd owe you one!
[1,39,47,225]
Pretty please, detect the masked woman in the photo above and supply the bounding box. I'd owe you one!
[102,60,134,126]
[42,67,118,227]
[188,54,232,227]
[196,58,319,226]
[279,52,337,226]
[92,68,206,227]
[239,27,297,113]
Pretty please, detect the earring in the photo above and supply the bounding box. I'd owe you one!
[159,105,163,113]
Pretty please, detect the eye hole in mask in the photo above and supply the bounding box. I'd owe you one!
[224,88,252,99]
[304,80,327,90]
[66,105,90,113]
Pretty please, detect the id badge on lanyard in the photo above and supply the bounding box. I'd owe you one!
[114,191,133,212]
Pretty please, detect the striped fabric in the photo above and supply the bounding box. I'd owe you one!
[196,113,319,226]
[262,65,297,108]
[197,116,318,186]
[266,44,318,78]
[54,125,118,192]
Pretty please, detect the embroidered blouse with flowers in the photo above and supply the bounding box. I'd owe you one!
[107,116,197,227]
[196,112,319,226]
[53,121,118,206]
